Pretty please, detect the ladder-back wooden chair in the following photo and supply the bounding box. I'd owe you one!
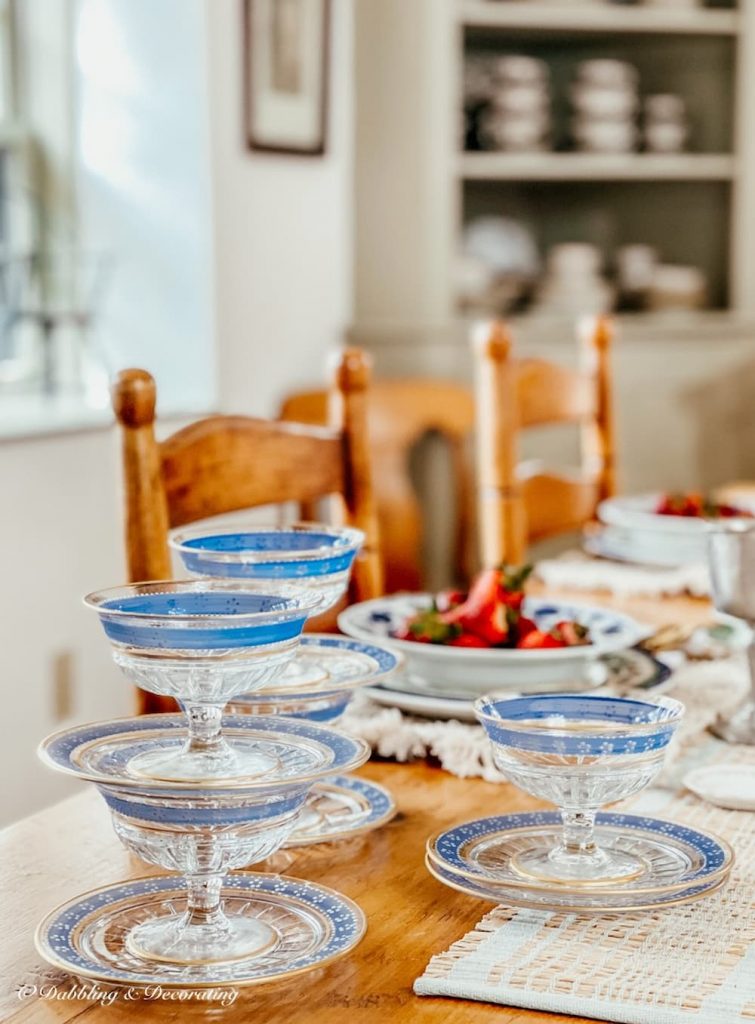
[280,378,476,592]
[473,317,616,567]
[113,348,383,714]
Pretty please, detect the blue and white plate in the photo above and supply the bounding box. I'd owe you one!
[230,635,401,722]
[39,713,369,791]
[36,872,366,987]
[427,811,733,900]
[364,648,672,722]
[426,855,729,914]
[286,774,397,847]
[339,594,649,695]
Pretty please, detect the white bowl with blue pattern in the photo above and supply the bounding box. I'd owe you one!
[339,594,649,695]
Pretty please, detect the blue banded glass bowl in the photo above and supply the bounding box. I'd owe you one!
[473,694,685,885]
[84,580,322,652]
[170,523,364,613]
[474,694,684,757]
[40,713,370,872]
[84,581,325,781]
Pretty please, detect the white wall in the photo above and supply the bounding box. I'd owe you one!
[1,0,357,827]
[0,430,130,825]
[205,0,354,415]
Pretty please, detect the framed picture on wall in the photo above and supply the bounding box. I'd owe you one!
[243,0,330,156]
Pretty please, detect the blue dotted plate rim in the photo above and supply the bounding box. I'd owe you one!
[428,811,734,893]
[285,774,397,847]
[39,713,370,791]
[35,872,366,988]
[233,635,402,702]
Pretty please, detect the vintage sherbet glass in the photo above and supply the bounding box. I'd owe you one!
[170,522,365,614]
[84,580,322,782]
[38,713,369,966]
[475,694,684,884]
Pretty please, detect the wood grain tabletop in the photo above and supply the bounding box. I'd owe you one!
[1,589,714,1024]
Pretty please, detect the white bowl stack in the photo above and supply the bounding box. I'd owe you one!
[571,59,639,154]
[480,55,551,153]
[644,93,688,153]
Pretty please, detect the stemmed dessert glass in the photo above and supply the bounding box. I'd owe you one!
[39,713,369,969]
[475,693,684,884]
[84,580,323,782]
[170,522,365,621]
[707,520,755,744]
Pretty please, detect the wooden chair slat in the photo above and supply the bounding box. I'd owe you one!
[473,317,616,566]
[161,417,345,528]
[280,378,475,592]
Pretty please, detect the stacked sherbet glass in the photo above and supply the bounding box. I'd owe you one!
[35,570,378,987]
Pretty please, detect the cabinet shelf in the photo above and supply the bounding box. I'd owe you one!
[459,1,741,37]
[458,152,737,181]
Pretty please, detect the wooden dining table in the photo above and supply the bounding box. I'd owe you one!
[0,587,717,1024]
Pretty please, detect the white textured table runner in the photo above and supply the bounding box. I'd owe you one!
[414,682,755,1022]
[535,552,709,599]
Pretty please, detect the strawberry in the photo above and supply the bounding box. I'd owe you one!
[517,629,566,650]
[516,616,538,644]
[441,568,510,645]
[394,607,460,645]
[436,588,466,613]
[551,620,590,647]
[448,633,488,648]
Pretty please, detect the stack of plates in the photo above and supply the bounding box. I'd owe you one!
[426,811,734,913]
[591,493,754,568]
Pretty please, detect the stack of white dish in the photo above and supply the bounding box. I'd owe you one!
[644,93,688,153]
[536,242,614,316]
[571,59,639,154]
[591,493,755,568]
[479,55,551,152]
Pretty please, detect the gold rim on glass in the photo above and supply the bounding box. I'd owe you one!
[425,855,730,914]
[35,873,367,990]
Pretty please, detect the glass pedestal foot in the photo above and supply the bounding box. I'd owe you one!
[126,914,278,965]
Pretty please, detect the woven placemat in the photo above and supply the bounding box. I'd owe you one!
[415,705,755,1021]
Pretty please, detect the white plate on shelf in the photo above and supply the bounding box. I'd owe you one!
[339,594,649,696]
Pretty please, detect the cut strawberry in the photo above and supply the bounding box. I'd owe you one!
[395,608,461,645]
[448,633,489,648]
[517,629,566,650]
[552,620,590,647]
[436,588,467,612]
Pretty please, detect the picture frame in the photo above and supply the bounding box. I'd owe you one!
[243,0,331,157]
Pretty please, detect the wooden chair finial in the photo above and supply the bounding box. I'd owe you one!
[471,320,512,362]
[113,368,157,428]
[332,346,373,393]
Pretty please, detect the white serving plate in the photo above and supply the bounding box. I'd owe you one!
[363,648,672,722]
[584,524,709,569]
[338,594,649,696]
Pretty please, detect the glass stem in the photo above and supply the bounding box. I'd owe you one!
[185,872,228,930]
[183,702,228,756]
[560,808,598,856]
